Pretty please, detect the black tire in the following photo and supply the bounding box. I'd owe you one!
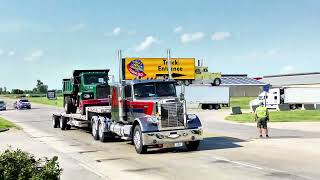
[201,104,208,110]
[66,124,71,130]
[186,140,200,151]
[64,96,74,114]
[214,104,221,110]
[52,115,60,128]
[60,116,67,130]
[98,121,113,142]
[183,80,191,86]
[211,78,221,86]
[92,118,99,140]
[133,125,147,154]
[208,104,213,110]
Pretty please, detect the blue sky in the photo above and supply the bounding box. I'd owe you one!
[1,0,320,90]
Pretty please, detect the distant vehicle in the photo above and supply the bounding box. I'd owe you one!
[250,87,320,110]
[177,85,230,110]
[193,66,222,86]
[14,99,31,109]
[0,100,6,111]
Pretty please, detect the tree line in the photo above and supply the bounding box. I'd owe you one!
[0,80,61,95]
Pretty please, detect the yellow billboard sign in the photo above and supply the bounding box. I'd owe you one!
[123,58,195,80]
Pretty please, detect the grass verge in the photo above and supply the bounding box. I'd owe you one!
[229,97,256,109]
[0,116,18,131]
[26,97,63,107]
[225,110,320,123]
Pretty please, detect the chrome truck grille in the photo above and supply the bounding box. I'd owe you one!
[96,85,110,99]
[160,102,184,128]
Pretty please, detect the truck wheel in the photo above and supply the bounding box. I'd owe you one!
[185,140,200,151]
[92,118,99,140]
[208,105,213,110]
[133,125,147,154]
[52,115,60,128]
[64,96,73,114]
[98,121,106,142]
[184,80,191,86]
[60,116,67,130]
[211,78,221,86]
[214,104,221,110]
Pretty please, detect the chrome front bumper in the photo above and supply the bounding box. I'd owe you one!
[142,128,203,146]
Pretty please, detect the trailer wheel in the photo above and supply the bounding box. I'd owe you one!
[208,105,213,110]
[183,80,191,86]
[60,116,67,130]
[214,104,221,110]
[185,140,200,151]
[91,118,99,140]
[64,96,75,114]
[52,115,60,128]
[133,125,147,154]
[211,78,221,86]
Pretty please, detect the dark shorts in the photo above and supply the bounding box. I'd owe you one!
[257,118,268,129]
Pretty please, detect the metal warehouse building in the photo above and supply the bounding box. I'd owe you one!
[261,72,320,88]
[221,74,266,97]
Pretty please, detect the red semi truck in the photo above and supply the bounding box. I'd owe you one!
[52,51,203,154]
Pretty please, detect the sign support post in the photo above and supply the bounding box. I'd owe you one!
[167,49,172,79]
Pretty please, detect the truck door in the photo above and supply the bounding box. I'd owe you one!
[124,85,133,121]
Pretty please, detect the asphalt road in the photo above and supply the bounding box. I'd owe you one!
[1,98,320,180]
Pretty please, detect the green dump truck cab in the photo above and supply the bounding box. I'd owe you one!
[63,70,110,115]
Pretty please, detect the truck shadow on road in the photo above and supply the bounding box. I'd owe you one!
[147,136,244,154]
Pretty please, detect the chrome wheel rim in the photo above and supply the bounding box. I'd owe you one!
[60,118,63,128]
[52,117,55,126]
[134,130,141,149]
[92,121,96,137]
[99,122,103,138]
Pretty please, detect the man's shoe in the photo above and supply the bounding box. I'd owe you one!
[259,135,263,138]
[266,135,269,138]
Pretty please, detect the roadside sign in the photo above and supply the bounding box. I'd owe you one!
[263,84,270,92]
[122,58,195,80]
[47,90,57,100]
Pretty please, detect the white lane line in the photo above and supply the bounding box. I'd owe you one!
[214,157,264,170]
[78,162,111,180]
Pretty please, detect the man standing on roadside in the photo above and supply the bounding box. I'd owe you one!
[255,102,269,138]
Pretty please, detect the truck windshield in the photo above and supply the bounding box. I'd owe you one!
[134,82,176,98]
[84,74,108,85]
[20,99,29,102]
[0,101,4,104]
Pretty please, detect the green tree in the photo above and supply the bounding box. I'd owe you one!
[0,87,3,94]
[36,80,48,94]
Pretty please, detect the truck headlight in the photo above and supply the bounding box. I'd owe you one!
[187,114,197,120]
[83,93,93,99]
[147,116,159,125]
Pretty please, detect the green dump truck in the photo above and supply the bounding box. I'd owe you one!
[63,70,110,115]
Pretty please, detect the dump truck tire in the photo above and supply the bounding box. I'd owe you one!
[52,115,60,128]
[64,96,74,114]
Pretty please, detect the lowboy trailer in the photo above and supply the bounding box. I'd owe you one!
[52,51,203,154]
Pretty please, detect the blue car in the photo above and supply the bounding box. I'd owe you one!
[14,99,31,109]
[0,100,6,111]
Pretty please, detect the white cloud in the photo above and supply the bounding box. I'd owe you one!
[8,51,15,57]
[180,32,205,44]
[135,36,158,52]
[112,27,121,36]
[211,32,231,41]
[67,23,86,32]
[0,49,3,56]
[174,26,183,33]
[281,65,295,74]
[25,49,44,62]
